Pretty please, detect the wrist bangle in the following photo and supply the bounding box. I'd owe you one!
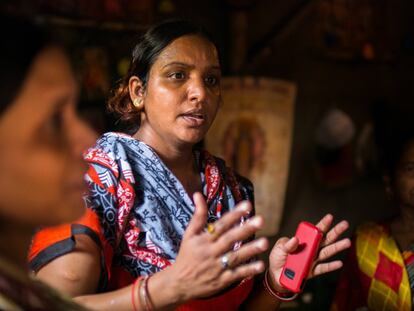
[131,276,143,311]
[263,269,298,302]
[139,275,155,311]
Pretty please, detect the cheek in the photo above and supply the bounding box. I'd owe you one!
[205,99,220,129]
[0,147,84,226]
[210,100,220,119]
[395,177,414,200]
[146,89,179,121]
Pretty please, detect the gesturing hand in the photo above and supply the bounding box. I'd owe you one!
[267,214,351,292]
[169,192,268,302]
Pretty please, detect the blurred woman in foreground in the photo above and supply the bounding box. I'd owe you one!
[0,15,95,310]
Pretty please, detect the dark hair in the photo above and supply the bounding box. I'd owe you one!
[107,19,217,133]
[0,14,49,115]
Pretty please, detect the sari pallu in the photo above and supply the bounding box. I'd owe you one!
[29,132,255,310]
[331,222,412,311]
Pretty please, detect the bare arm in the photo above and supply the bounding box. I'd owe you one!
[38,237,182,310]
[37,234,101,297]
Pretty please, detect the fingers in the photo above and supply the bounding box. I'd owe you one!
[214,215,264,254]
[222,238,268,268]
[185,192,208,236]
[321,220,349,247]
[315,214,334,233]
[318,238,351,261]
[277,236,299,254]
[312,260,343,276]
[207,201,252,240]
[220,260,265,285]
[268,237,299,272]
[310,217,350,278]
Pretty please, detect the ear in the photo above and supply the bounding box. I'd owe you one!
[128,76,145,102]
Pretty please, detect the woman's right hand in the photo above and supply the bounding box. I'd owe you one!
[167,192,268,303]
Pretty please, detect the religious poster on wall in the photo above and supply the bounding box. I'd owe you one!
[206,77,296,236]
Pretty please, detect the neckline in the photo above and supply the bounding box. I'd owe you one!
[108,132,204,206]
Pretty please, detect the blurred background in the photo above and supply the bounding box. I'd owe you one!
[2,0,414,309]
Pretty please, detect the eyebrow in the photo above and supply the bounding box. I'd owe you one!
[162,62,221,71]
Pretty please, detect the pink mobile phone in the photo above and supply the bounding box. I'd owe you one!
[279,221,323,293]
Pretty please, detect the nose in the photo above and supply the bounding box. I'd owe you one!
[188,76,207,103]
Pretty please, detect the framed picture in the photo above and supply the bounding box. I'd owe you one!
[206,77,296,236]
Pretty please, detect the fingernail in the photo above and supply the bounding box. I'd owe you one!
[239,202,250,212]
[256,238,268,250]
[250,217,262,228]
[255,261,264,272]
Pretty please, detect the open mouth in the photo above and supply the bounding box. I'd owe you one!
[184,113,204,119]
[180,111,205,126]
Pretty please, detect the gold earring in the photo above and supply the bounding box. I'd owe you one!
[133,98,143,109]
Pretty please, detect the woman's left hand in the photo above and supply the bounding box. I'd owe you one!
[267,214,351,292]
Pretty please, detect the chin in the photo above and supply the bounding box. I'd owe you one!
[179,133,206,145]
[179,138,204,148]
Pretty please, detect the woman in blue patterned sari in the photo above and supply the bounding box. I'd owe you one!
[30,20,351,310]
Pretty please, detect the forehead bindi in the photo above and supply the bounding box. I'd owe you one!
[155,35,220,70]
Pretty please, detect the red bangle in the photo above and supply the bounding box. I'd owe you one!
[131,276,143,311]
[263,269,298,302]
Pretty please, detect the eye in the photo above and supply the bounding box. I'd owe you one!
[47,111,64,139]
[169,71,186,80]
[38,103,66,147]
[205,75,219,87]
[398,163,414,177]
[404,164,414,172]
[49,109,64,131]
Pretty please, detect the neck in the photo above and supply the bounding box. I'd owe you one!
[0,220,33,271]
[133,128,197,174]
